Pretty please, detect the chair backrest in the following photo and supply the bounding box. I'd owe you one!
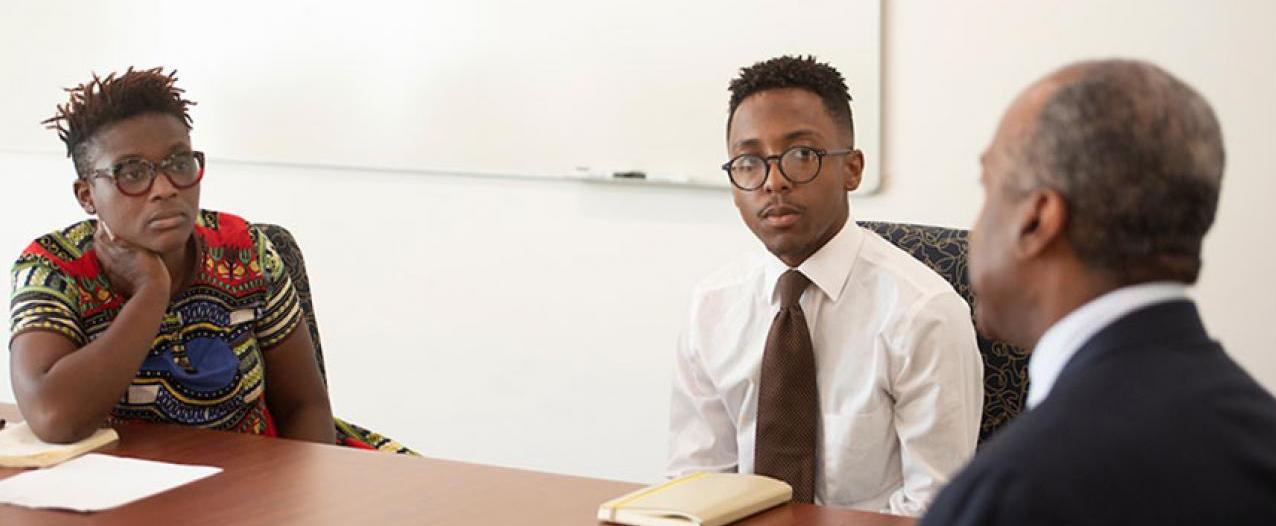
[858,221,1029,444]
[256,223,328,384]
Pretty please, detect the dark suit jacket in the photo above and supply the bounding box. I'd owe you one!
[920,300,1276,525]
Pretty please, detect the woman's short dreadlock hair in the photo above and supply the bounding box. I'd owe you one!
[43,67,195,175]
[727,55,854,145]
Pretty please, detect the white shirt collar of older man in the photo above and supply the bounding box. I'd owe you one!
[1027,281,1190,408]
[762,217,864,304]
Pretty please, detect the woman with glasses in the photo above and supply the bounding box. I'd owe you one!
[8,68,337,445]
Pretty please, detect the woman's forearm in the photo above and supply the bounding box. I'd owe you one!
[275,402,336,444]
[13,284,169,443]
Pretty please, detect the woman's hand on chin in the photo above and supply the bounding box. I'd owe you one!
[93,220,171,298]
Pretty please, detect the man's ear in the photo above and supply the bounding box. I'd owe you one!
[73,178,95,215]
[1016,188,1068,259]
[841,149,864,192]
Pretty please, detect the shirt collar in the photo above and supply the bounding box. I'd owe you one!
[763,217,865,305]
[1027,281,1189,408]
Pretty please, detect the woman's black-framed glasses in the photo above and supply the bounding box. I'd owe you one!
[722,146,853,191]
[82,151,205,196]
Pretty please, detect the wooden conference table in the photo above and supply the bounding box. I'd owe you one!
[0,403,914,526]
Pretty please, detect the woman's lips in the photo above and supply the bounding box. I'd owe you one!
[147,213,187,230]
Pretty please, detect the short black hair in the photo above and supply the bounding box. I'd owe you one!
[1021,60,1224,284]
[43,67,195,175]
[727,55,854,145]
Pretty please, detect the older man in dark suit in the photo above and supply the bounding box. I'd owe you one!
[920,59,1276,525]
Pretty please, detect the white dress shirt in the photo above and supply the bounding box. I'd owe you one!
[667,218,984,516]
[1027,281,1190,408]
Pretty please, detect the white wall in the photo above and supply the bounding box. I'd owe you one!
[0,0,884,190]
[2,0,1273,484]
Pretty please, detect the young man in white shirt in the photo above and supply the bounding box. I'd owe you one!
[667,55,984,516]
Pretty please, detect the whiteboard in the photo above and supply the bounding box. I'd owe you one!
[0,0,881,191]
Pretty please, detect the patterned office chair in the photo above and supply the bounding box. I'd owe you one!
[257,223,416,455]
[858,221,1030,444]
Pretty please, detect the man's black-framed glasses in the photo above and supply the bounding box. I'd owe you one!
[82,151,206,196]
[722,146,854,191]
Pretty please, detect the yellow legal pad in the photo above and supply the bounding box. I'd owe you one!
[598,472,792,526]
[0,422,119,468]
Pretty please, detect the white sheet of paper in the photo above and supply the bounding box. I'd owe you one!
[0,453,221,512]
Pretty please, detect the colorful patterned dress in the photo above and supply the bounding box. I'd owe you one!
[11,210,305,436]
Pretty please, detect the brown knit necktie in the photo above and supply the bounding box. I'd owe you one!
[754,269,818,503]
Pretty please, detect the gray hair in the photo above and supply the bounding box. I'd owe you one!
[1020,59,1225,284]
